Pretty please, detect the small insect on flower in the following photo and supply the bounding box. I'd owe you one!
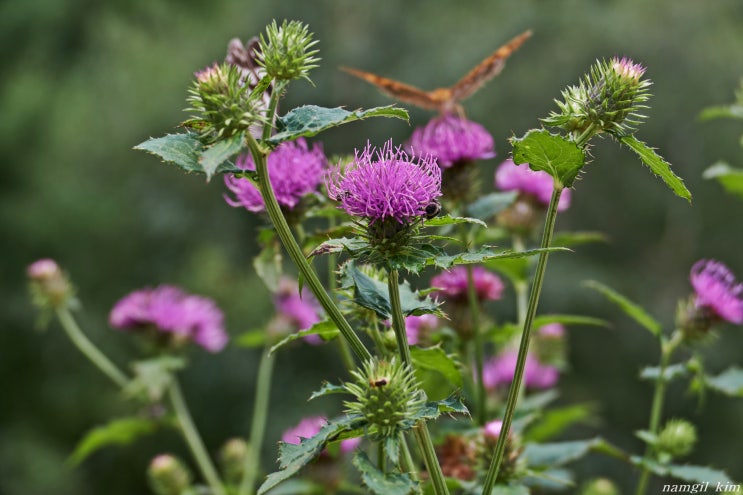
[425,200,442,219]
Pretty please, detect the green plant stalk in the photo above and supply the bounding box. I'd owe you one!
[512,235,528,328]
[465,265,487,426]
[634,331,683,495]
[388,269,449,495]
[378,441,387,473]
[247,134,371,362]
[327,217,356,371]
[168,378,226,495]
[481,186,563,494]
[399,432,419,483]
[55,307,129,388]
[240,347,275,495]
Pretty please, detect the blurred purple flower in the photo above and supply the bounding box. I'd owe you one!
[282,416,360,454]
[326,140,442,223]
[537,322,566,338]
[274,278,323,344]
[495,159,572,211]
[109,285,228,352]
[224,137,326,212]
[690,259,743,324]
[27,258,61,281]
[431,266,504,303]
[483,350,559,391]
[404,314,439,345]
[407,114,495,168]
[483,420,503,440]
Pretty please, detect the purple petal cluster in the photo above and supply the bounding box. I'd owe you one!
[538,322,566,338]
[326,140,442,223]
[224,138,326,212]
[611,56,646,82]
[109,285,228,352]
[431,266,504,302]
[407,114,495,168]
[282,416,360,454]
[495,159,572,211]
[483,350,559,391]
[690,259,743,324]
[274,278,323,344]
[404,314,439,345]
[483,420,503,440]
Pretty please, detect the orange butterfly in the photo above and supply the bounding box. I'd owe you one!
[342,30,532,115]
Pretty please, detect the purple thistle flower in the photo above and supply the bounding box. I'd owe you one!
[326,140,442,224]
[431,266,504,303]
[483,350,559,391]
[404,314,439,345]
[224,138,326,212]
[690,260,743,324]
[483,420,503,440]
[611,56,646,82]
[27,258,61,281]
[109,285,228,353]
[495,159,572,211]
[407,114,495,169]
[273,278,323,344]
[282,416,360,454]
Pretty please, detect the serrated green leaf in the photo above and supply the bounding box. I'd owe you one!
[352,451,417,495]
[532,314,610,329]
[522,438,601,469]
[308,381,347,401]
[639,363,690,382]
[269,320,340,355]
[703,162,743,200]
[436,394,470,415]
[524,403,596,443]
[309,237,369,258]
[384,435,401,467]
[410,346,462,388]
[432,247,568,270]
[199,133,246,180]
[268,105,408,144]
[584,280,662,337]
[619,135,691,202]
[236,329,268,348]
[424,214,487,229]
[134,133,243,175]
[511,129,585,187]
[262,479,325,495]
[258,415,360,495]
[705,367,743,397]
[551,231,609,247]
[68,417,160,465]
[630,456,733,484]
[466,191,519,220]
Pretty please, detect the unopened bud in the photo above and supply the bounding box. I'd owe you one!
[258,20,319,82]
[581,478,620,495]
[219,437,249,484]
[27,259,74,309]
[147,454,192,495]
[657,418,697,458]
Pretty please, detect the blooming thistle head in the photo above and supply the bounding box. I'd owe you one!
[408,114,494,203]
[543,56,651,140]
[326,140,442,257]
[483,350,559,391]
[679,259,743,338]
[109,285,228,353]
[184,62,264,143]
[27,258,75,312]
[431,266,504,303]
[344,357,426,438]
[224,138,326,214]
[258,20,319,82]
[495,159,572,211]
[268,277,323,344]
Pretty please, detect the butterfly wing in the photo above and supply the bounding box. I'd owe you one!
[449,30,533,104]
[341,67,443,111]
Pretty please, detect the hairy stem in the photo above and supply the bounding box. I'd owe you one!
[55,307,129,388]
[240,347,275,495]
[169,378,226,495]
[465,265,486,425]
[482,186,563,494]
[634,331,683,495]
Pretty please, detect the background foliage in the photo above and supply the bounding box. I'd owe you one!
[2,0,742,493]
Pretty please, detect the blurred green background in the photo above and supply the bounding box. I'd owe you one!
[2,0,742,493]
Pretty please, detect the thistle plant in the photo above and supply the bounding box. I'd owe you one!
[27,17,743,495]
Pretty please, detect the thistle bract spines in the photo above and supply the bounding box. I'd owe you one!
[343,357,426,438]
[258,20,320,82]
[185,63,263,142]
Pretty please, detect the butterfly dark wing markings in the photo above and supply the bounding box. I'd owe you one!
[340,67,443,111]
[449,29,533,106]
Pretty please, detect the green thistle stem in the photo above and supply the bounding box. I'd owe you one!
[465,265,486,426]
[55,307,129,388]
[635,331,683,495]
[239,347,275,495]
[512,235,528,328]
[574,123,598,148]
[327,216,355,371]
[482,186,563,494]
[399,432,419,482]
[247,133,371,362]
[168,378,226,495]
[378,441,387,473]
[388,269,449,495]
[262,81,285,141]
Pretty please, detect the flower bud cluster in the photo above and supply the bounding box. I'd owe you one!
[147,454,192,495]
[258,20,319,82]
[543,57,651,140]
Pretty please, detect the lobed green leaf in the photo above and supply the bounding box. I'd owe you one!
[352,451,417,495]
[619,135,691,202]
[269,320,340,355]
[134,133,243,176]
[199,133,246,180]
[511,129,585,187]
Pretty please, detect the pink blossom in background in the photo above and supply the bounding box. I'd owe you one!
[483,350,559,391]
[407,114,495,168]
[495,159,572,211]
[431,266,504,303]
[690,259,743,324]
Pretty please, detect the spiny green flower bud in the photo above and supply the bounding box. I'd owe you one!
[219,437,249,484]
[27,259,75,311]
[184,62,264,143]
[343,357,426,438]
[147,454,192,495]
[258,20,320,82]
[580,478,620,495]
[543,57,651,141]
[657,418,697,458]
